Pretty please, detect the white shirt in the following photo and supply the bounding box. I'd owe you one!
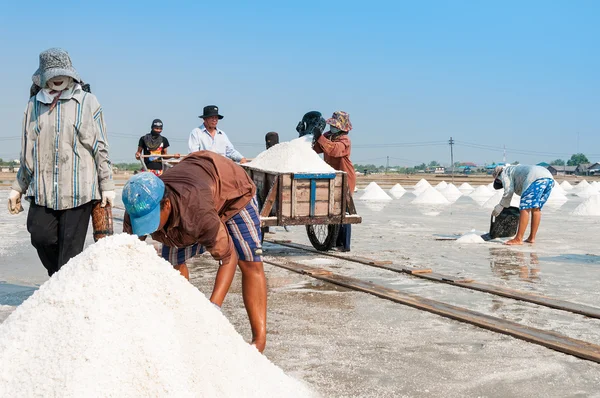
[188,124,244,162]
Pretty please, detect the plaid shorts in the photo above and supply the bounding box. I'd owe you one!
[520,178,554,210]
[161,197,263,266]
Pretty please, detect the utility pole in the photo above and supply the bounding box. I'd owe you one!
[385,156,389,174]
[449,137,454,184]
[503,145,506,164]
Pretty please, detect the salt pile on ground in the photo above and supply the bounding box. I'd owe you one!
[415,178,430,188]
[439,184,463,202]
[435,181,448,191]
[560,181,573,190]
[481,190,521,209]
[469,185,494,199]
[575,185,599,198]
[458,182,474,192]
[364,181,379,191]
[360,183,392,201]
[413,179,432,195]
[546,187,568,204]
[246,136,334,173]
[456,233,485,244]
[389,183,406,199]
[590,181,600,191]
[486,183,496,191]
[572,194,600,216]
[411,186,450,205]
[0,235,316,397]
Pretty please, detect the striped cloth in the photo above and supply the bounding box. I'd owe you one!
[12,85,114,210]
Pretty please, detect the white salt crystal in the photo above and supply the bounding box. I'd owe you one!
[414,179,431,189]
[456,233,485,244]
[246,136,334,173]
[572,194,600,216]
[560,181,573,190]
[481,191,520,209]
[360,184,392,201]
[411,187,450,205]
[575,185,599,198]
[0,235,316,397]
[435,181,448,191]
[458,183,474,192]
[389,184,406,199]
[439,184,463,203]
[469,185,495,199]
[364,182,379,192]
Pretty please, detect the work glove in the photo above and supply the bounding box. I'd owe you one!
[492,204,504,217]
[101,190,116,208]
[7,189,24,215]
[312,125,323,142]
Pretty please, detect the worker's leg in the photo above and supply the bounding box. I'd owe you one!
[505,209,530,245]
[525,208,542,243]
[161,243,204,280]
[226,197,267,352]
[523,178,553,244]
[57,202,94,271]
[27,203,60,276]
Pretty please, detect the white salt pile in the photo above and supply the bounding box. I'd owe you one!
[546,187,568,204]
[411,186,450,205]
[415,178,430,188]
[481,191,521,209]
[470,185,495,199]
[360,183,392,201]
[590,181,600,191]
[364,181,379,191]
[560,180,573,190]
[572,194,600,216]
[246,136,334,173]
[439,184,463,203]
[456,233,485,244]
[435,181,448,191]
[413,179,432,196]
[575,185,599,198]
[576,180,590,189]
[0,235,316,397]
[389,183,406,199]
[486,183,495,191]
[458,182,474,192]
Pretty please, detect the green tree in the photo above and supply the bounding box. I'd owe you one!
[567,153,589,166]
[428,160,440,167]
[415,163,427,170]
[550,159,565,166]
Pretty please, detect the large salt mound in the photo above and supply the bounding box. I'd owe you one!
[246,136,334,173]
[411,186,450,205]
[389,183,406,199]
[575,185,599,198]
[560,181,573,190]
[360,183,392,201]
[572,194,600,216]
[0,235,315,397]
[435,181,448,191]
[590,181,600,191]
[575,180,590,189]
[469,185,495,199]
[481,191,520,209]
[364,181,379,191]
[458,182,474,192]
[546,187,568,203]
[439,184,463,202]
[415,178,430,188]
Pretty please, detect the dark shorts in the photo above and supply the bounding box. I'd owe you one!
[161,197,263,266]
[520,178,554,210]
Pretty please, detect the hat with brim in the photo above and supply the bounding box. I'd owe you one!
[32,48,81,88]
[122,172,165,236]
[326,111,352,132]
[199,105,224,119]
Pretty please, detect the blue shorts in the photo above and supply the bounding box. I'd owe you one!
[519,178,554,210]
[161,197,263,266]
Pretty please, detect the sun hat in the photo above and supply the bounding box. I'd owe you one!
[326,111,352,132]
[199,105,224,119]
[492,166,504,179]
[32,48,81,88]
[122,172,165,236]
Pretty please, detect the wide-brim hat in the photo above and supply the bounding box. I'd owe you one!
[122,172,165,236]
[32,48,81,88]
[199,105,224,119]
[326,111,352,132]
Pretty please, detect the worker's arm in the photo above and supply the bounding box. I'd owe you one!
[315,134,351,158]
[499,173,514,208]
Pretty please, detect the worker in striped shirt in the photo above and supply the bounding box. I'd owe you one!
[8,48,114,277]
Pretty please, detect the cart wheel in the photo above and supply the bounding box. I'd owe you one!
[260,227,267,244]
[306,224,340,251]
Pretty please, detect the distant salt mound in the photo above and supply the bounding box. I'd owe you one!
[389,183,406,199]
[458,183,474,192]
[415,178,430,188]
[572,194,600,216]
[486,183,496,192]
[546,187,568,204]
[435,181,448,191]
[560,181,573,190]
[412,187,450,205]
[456,233,485,244]
[470,185,495,199]
[439,184,463,203]
[0,235,315,397]
[552,183,567,195]
[590,181,600,191]
[364,182,379,191]
[575,185,599,198]
[576,180,590,189]
[246,136,334,173]
[481,190,520,209]
[360,183,392,201]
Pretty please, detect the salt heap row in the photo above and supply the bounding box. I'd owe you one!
[246,135,334,173]
[572,194,600,216]
[0,235,316,398]
[359,182,392,201]
[388,183,406,199]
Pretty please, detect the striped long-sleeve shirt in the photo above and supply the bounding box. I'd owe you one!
[12,86,114,210]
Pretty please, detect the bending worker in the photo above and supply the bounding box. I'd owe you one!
[122,151,267,352]
[492,164,554,246]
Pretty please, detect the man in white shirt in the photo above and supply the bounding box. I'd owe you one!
[188,105,247,163]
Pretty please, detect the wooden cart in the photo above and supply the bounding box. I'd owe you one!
[243,167,361,251]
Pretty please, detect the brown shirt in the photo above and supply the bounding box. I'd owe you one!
[124,151,256,263]
[313,133,356,193]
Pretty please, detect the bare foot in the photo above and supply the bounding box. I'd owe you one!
[251,338,266,353]
[524,237,535,244]
[505,238,523,246]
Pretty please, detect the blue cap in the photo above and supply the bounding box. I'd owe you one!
[122,172,165,236]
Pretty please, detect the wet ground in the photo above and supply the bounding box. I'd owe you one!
[1,188,600,397]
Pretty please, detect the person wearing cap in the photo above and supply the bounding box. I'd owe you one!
[188,105,247,163]
[265,131,279,150]
[135,119,180,176]
[122,151,267,352]
[7,48,114,276]
[491,164,555,245]
[296,111,326,138]
[312,111,356,252]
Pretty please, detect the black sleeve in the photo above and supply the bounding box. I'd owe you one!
[162,137,170,148]
[138,137,145,148]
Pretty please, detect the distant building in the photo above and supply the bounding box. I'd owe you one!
[536,162,550,167]
[547,165,576,175]
[587,162,600,175]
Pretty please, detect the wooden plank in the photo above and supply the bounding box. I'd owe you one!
[282,178,343,189]
[260,216,278,226]
[265,240,600,320]
[265,259,600,364]
[293,201,338,217]
[281,189,342,203]
[259,178,279,218]
[291,178,297,218]
[280,216,343,225]
[278,174,286,221]
[343,214,362,224]
[341,174,348,223]
[328,178,335,216]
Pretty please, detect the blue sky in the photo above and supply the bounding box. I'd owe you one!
[1,0,598,166]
